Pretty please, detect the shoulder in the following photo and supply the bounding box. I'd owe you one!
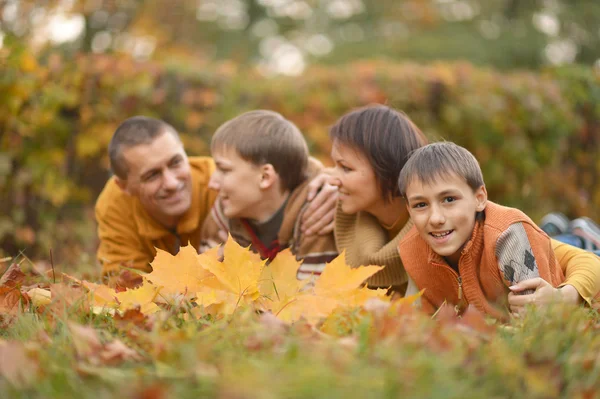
[95,177,134,219]
[398,225,420,248]
[188,156,215,183]
[483,201,538,234]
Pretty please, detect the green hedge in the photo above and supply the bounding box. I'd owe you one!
[1,44,599,262]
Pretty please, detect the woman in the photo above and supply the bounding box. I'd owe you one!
[328,104,600,306]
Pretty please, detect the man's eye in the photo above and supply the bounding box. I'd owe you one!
[143,172,159,182]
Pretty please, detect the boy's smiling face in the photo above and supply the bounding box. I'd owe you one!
[405,172,487,267]
[208,147,265,219]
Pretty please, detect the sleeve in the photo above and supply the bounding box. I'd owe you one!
[292,203,338,280]
[552,238,600,306]
[199,199,230,250]
[95,201,153,278]
[495,222,563,292]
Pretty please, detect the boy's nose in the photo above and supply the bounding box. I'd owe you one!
[208,174,221,191]
[429,206,446,225]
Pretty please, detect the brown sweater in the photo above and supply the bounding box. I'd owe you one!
[201,178,338,279]
[334,204,414,288]
[399,201,565,319]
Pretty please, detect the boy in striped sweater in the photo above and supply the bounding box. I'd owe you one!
[200,110,338,280]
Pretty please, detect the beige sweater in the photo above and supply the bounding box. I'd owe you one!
[334,204,414,288]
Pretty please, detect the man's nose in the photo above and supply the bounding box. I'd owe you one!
[163,170,180,190]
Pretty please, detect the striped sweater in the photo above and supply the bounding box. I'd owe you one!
[200,177,338,280]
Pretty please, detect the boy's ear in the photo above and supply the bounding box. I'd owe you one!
[475,185,488,212]
[259,163,279,190]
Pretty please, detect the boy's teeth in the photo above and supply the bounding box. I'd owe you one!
[431,231,451,238]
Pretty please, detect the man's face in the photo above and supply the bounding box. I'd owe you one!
[405,172,487,267]
[208,147,265,220]
[117,131,192,227]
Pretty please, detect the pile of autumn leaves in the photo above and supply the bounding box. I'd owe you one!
[2,238,393,326]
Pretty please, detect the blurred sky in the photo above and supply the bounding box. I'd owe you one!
[2,0,599,75]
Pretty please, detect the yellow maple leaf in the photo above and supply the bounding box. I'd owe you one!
[313,251,384,297]
[258,248,306,301]
[197,236,265,300]
[115,280,161,315]
[147,245,213,301]
[271,293,338,324]
[63,273,118,308]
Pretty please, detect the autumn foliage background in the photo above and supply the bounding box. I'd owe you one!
[2,2,600,396]
[1,42,600,267]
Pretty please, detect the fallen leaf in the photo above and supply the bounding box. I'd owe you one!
[147,245,212,301]
[0,340,40,388]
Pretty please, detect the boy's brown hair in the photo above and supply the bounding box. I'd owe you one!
[211,110,309,192]
[329,104,428,201]
[398,141,485,197]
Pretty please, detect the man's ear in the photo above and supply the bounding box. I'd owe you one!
[475,185,488,212]
[259,163,278,190]
[114,177,131,195]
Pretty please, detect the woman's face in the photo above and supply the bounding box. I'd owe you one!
[329,140,384,215]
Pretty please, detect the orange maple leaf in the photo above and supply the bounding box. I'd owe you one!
[115,280,160,315]
[197,236,265,300]
[313,251,384,298]
[146,244,213,301]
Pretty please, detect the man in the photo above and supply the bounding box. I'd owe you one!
[95,116,336,285]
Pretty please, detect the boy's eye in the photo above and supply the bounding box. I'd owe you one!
[411,202,427,209]
[443,196,456,203]
[340,165,351,172]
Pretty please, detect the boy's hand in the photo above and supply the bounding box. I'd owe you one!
[303,172,338,236]
[198,230,228,256]
[508,278,580,315]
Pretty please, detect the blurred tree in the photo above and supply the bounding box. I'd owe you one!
[1,0,599,74]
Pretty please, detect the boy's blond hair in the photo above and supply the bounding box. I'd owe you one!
[211,110,309,192]
[398,141,485,197]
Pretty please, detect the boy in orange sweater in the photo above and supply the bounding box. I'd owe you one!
[397,142,565,319]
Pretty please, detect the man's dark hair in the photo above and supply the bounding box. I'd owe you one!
[108,116,180,179]
[329,104,428,201]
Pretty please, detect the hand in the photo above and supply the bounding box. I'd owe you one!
[508,278,580,315]
[302,173,338,236]
[198,230,228,254]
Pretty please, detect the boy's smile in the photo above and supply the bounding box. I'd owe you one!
[405,172,487,268]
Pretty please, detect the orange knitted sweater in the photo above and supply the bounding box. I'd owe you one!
[399,201,565,319]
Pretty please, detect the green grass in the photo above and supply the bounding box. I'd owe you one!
[1,302,599,398]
